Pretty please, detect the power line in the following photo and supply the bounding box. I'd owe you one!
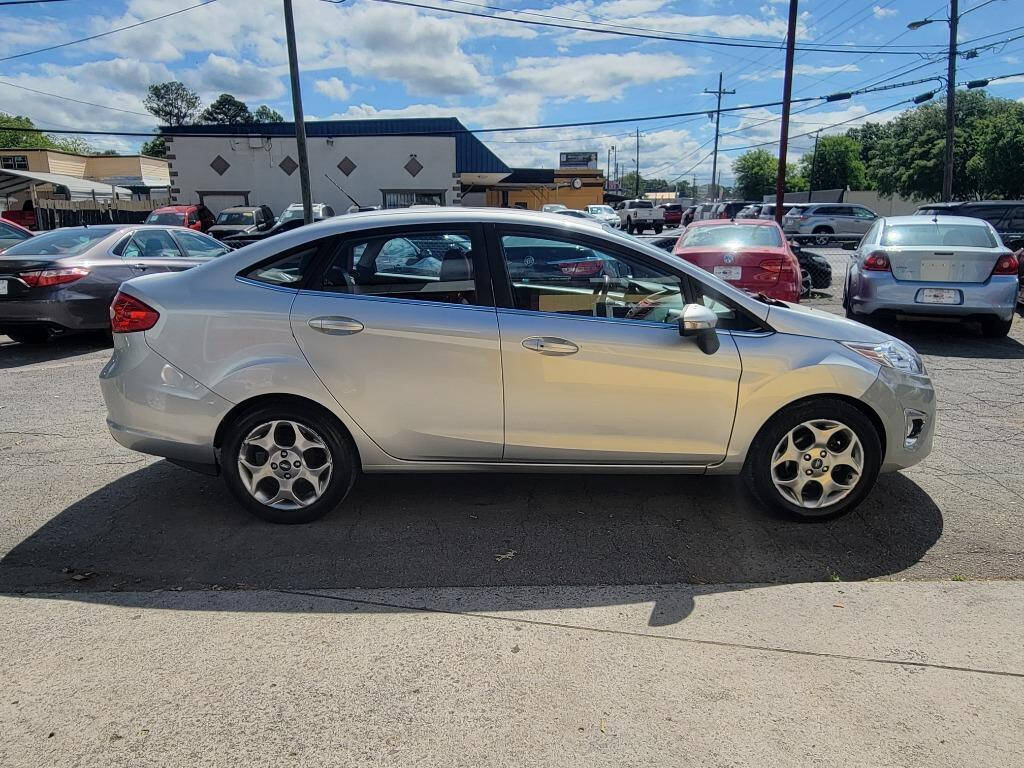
[0,80,153,117]
[365,0,946,54]
[0,0,219,63]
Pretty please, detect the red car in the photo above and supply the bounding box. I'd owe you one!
[659,203,683,227]
[672,218,801,302]
[145,204,215,232]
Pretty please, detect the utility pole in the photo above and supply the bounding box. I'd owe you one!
[634,127,641,198]
[808,130,821,202]
[283,0,313,224]
[942,0,958,202]
[774,0,799,224]
[606,146,614,190]
[704,73,735,203]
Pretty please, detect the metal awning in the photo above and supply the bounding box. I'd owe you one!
[0,168,132,200]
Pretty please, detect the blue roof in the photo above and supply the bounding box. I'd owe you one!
[164,118,509,175]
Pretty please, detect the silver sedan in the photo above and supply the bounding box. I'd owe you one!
[843,215,1019,337]
[100,208,935,523]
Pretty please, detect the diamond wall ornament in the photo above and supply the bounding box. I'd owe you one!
[404,156,424,177]
[210,155,230,176]
[337,156,357,176]
[279,155,298,175]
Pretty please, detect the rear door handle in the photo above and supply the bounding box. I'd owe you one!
[309,316,364,335]
[131,263,148,271]
[522,336,579,355]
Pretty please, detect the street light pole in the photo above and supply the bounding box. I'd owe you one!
[774,0,799,224]
[635,127,641,198]
[942,0,958,202]
[283,0,313,225]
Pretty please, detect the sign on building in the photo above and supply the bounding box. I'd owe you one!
[559,151,598,169]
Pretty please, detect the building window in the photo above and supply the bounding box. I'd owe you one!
[1,155,29,170]
[382,191,444,209]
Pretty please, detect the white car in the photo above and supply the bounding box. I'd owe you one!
[585,204,620,228]
[541,204,568,213]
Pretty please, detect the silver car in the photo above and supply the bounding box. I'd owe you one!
[843,215,1019,337]
[782,203,878,244]
[100,208,935,524]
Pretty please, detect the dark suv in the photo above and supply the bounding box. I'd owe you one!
[914,201,1024,251]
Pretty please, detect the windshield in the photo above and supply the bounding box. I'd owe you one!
[681,225,783,249]
[216,211,254,225]
[279,208,305,223]
[146,212,185,225]
[587,205,615,215]
[881,223,996,248]
[2,227,115,256]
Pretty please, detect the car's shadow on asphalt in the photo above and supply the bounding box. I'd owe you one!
[0,462,942,624]
[861,318,1024,360]
[0,332,110,369]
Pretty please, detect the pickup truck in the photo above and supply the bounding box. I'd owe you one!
[615,199,665,234]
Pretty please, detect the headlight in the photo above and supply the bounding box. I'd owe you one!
[841,340,926,375]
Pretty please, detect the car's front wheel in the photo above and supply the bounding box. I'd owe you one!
[221,402,357,524]
[744,398,882,520]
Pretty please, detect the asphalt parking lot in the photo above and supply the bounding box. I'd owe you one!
[1,247,1022,600]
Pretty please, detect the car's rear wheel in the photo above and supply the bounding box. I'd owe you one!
[221,402,357,524]
[812,226,833,246]
[1,326,50,345]
[744,398,882,520]
[981,316,1013,338]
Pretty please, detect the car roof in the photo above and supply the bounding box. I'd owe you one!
[918,200,1024,208]
[152,205,196,212]
[221,205,261,212]
[881,214,992,226]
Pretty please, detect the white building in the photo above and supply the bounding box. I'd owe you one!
[163,117,510,215]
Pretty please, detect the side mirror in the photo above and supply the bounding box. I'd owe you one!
[678,303,720,355]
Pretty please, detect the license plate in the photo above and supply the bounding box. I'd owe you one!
[0,279,7,296]
[917,288,960,305]
[714,266,743,281]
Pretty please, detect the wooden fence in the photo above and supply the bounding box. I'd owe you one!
[34,198,162,230]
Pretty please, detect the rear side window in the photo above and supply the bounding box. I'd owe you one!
[967,206,1010,228]
[242,243,323,286]
[318,230,479,305]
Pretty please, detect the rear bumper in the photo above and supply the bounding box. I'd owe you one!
[0,291,111,331]
[849,270,1018,321]
[100,332,231,468]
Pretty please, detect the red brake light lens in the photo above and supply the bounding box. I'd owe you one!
[110,292,160,333]
[992,252,1019,276]
[863,251,891,272]
[558,259,603,277]
[20,267,89,287]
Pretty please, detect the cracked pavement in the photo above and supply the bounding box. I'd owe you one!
[1,248,1022,766]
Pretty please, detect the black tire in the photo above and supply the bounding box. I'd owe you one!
[800,268,812,298]
[981,316,1013,338]
[812,227,833,246]
[221,401,358,524]
[1,326,50,345]
[653,224,664,234]
[743,397,882,521]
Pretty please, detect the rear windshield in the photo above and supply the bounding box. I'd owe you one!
[881,223,997,248]
[216,211,254,225]
[630,201,654,209]
[681,225,783,248]
[2,227,115,256]
[662,204,682,211]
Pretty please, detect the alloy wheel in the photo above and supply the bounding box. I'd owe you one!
[770,419,864,509]
[236,420,333,510]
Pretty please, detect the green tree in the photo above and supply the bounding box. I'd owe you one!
[252,105,284,123]
[144,81,201,126]
[786,163,809,193]
[141,135,167,158]
[800,135,866,191]
[199,94,252,124]
[732,149,777,199]
[0,113,59,149]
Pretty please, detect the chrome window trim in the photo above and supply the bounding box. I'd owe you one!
[234,275,303,294]
[294,288,498,314]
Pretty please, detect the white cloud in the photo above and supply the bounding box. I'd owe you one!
[501,52,695,102]
[872,5,898,18]
[183,53,285,101]
[314,77,352,102]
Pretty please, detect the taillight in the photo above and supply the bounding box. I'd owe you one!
[756,257,796,281]
[559,259,603,277]
[20,267,89,287]
[863,251,891,272]
[110,291,159,333]
[992,252,1019,276]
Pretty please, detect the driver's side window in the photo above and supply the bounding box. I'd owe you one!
[498,233,684,323]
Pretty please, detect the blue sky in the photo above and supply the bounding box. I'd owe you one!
[2,0,1022,184]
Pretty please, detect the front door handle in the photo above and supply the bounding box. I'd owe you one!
[522,336,579,355]
[131,263,148,271]
[309,316,364,335]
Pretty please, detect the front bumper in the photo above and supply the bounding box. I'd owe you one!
[99,332,232,468]
[850,270,1018,321]
[860,366,936,472]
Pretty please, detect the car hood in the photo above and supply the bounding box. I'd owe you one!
[209,224,256,234]
[766,301,895,343]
